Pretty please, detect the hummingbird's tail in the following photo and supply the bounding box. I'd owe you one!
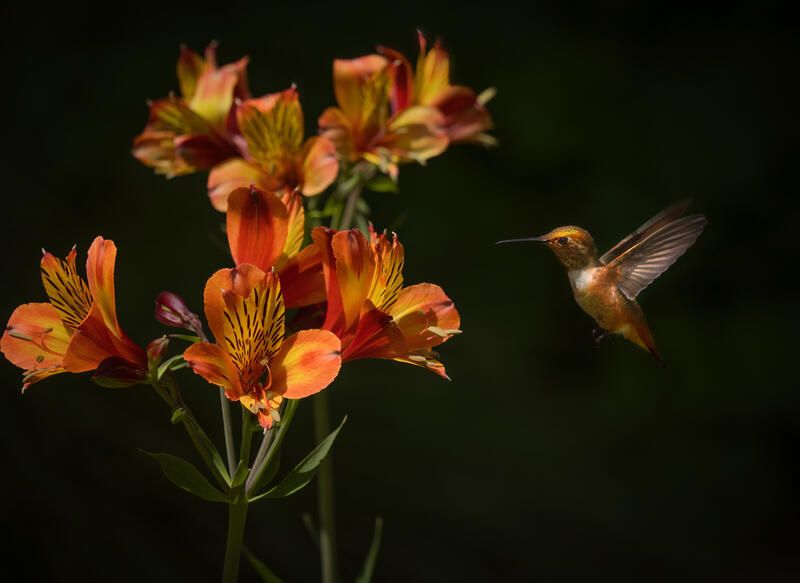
[623,319,664,366]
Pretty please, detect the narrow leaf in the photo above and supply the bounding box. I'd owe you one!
[231,460,249,489]
[365,175,398,193]
[248,448,282,502]
[141,450,228,503]
[169,334,202,343]
[157,354,185,381]
[262,416,346,499]
[355,517,384,583]
[243,548,286,583]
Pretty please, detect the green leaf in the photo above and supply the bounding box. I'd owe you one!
[169,334,202,343]
[365,175,398,193]
[141,451,228,503]
[243,548,286,583]
[260,416,346,500]
[170,408,186,424]
[248,448,282,502]
[231,460,249,489]
[156,354,185,381]
[355,517,384,583]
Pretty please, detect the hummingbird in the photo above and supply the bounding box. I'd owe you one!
[497,201,706,363]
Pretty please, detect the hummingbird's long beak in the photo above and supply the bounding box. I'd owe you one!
[495,235,549,245]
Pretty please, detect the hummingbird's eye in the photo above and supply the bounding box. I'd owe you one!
[556,237,569,246]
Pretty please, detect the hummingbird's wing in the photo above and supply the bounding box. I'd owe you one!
[602,203,706,300]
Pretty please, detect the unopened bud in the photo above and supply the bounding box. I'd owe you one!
[146,336,170,371]
[92,357,148,389]
[155,291,201,333]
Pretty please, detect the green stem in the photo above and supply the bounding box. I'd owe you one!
[240,407,254,467]
[222,493,249,583]
[245,399,299,497]
[220,389,237,475]
[313,391,338,583]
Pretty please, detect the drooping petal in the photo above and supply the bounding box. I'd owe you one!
[85,237,121,337]
[329,229,376,335]
[226,187,289,272]
[203,263,267,348]
[40,247,92,331]
[389,283,461,353]
[385,105,448,162]
[177,45,206,100]
[298,136,338,196]
[392,351,450,379]
[270,330,342,399]
[207,159,272,212]
[184,341,244,398]
[367,229,404,312]
[278,245,326,309]
[1,303,70,383]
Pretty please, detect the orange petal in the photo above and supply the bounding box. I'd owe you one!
[207,158,272,212]
[312,228,345,334]
[278,244,326,309]
[340,304,398,361]
[184,341,243,398]
[203,264,267,347]
[177,45,206,100]
[415,36,451,106]
[367,229,404,312]
[389,283,460,352]
[1,303,70,385]
[85,237,121,337]
[299,136,338,196]
[386,106,448,162]
[190,56,249,127]
[40,246,93,331]
[333,55,389,123]
[318,106,356,161]
[270,330,341,399]
[278,191,305,264]
[433,85,494,144]
[173,134,233,170]
[148,97,211,135]
[226,187,289,272]
[61,306,120,373]
[378,45,414,113]
[132,130,195,178]
[329,229,376,335]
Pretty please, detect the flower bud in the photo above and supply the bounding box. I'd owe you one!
[155,291,201,332]
[92,357,148,388]
[146,336,170,371]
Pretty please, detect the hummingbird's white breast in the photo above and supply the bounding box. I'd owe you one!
[568,268,599,293]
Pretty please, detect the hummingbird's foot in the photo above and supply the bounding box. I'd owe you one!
[592,327,610,344]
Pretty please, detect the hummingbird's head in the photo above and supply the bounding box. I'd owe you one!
[537,226,597,269]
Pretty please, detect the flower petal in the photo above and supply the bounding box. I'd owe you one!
[184,341,243,398]
[190,56,249,127]
[278,244,326,309]
[40,246,93,331]
[389,283,460,352]
[203,264,267,347]
[415,35,451,106]
[386,106,448,162]
[333,55,389,123]
[174,134,233,170]
[340,304,399,361]
[226,187,289,272]
[329,229,376,336]
[270,330,341,399]
[378,46,414,113]
[1,302,70,384]
[85,237,121,337]
[207,159,272,212]
[367,228,404,312]
[318,107,355,161]
[278,191,305,264]
[177,45,206,100]
[299,136,338,196]
[432,85,495,144]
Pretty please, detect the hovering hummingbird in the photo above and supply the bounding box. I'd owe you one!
[497,201,706,363]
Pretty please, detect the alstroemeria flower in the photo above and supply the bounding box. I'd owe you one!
[380,31,495,146]
[183,265,341,428]
[1,237,146,390]
[311,226,461,378]
[133,43,249,178]
[318,54,448,178]
[318,32,494,178]
[207,87,338,211]
[226,186,325,308]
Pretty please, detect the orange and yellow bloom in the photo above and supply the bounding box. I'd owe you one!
[133,43,248,179]
[208,87,338,211]
[318,32,494,178]
[1,237,146,390]
[183,266,341,428]
[311,226,461,378]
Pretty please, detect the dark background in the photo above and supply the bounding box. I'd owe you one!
[1,1,797,581]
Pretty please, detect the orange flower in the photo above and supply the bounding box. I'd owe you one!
[183,266,341,428]
[225,186,325,308]
[1,237,146,390]
[318,32,494,178]
[208,87,338,211]
[133,43,248,178]
[311,226,460,378]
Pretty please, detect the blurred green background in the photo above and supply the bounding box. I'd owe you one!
[1,1,796,581]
